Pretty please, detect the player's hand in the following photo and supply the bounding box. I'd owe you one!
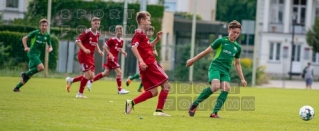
[91,42,98,46]
[153,51,158,56]
[83,48,91,54]
[24,47,30,52]
[139,61,148,71]
[156,31,163,40]
[46,47,53,52]
[108,54,114,60]
[123,52,127,57]
[98,50,104,56]
[186,58,195,67]
[241,79,247,87]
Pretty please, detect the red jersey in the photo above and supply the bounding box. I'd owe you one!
[75,28,100,56]
[131,29,156,65]
[105,37,123,62]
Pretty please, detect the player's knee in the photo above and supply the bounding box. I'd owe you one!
[220,82,230,92]
[211,83,220,92]
[38,65,44,71]
[150,88,158,96]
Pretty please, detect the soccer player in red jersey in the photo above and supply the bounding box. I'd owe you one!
[125,11,171,116]
[86,25,130,94]
[65,17,103,98]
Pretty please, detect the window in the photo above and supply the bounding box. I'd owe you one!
[313,52,319,64]
[6,0,18,8]
[269,42,281,61]
[164,2,176,12]
[270,0,284,23]
[293,0,307,25]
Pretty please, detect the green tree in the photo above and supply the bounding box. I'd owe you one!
[216,0,257,22]
[306,17,319,53]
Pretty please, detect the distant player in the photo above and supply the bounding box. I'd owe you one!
[186,20,247,118]
[126,26,158,92]
[86,25,129,94]
[13,19,53,92]
[65,17,103,98]
[125,11,171,116]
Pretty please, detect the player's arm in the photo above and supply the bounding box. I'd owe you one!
[234,48,247,86]
[152,45,158,56]
[95,43,104,56]
[186,47,213,66]
[22,30,37,52]
[150,31,163,47]
[46,35,53,52]
[132,46,144,64]
[76,32,90,54]
[103,41,113,59]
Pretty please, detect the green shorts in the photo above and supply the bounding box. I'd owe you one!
[27,53,42,69]
[208,67,230,83]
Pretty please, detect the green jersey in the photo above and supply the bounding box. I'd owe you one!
[209,36,241,71]
[27,30,51,55]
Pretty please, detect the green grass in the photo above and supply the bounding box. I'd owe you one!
[1,76,319,131]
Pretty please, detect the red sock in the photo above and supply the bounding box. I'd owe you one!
[73,75,83,83]
[79,77,89,93]
[116,75,122,91]
[133,91,154,105]
[93,73,104,82]
[156,89,169,110]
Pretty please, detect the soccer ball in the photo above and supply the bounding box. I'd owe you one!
[299,105,315,121]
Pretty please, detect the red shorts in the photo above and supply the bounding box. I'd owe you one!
[140,61,168,91]
[78,53,95,72]
[103,60,120,70]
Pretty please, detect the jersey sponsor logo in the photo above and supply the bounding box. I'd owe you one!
[36,40,44,44]
[44,37,47,40]
[223,49,232,55]
[234,47,237,51]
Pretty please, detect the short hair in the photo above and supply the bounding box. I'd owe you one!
[136,11,151,24]
[39,18,48,25]
[115,25,123,31]
[147,26,154,31]
[91,17,101,22]
[228,20,241,29]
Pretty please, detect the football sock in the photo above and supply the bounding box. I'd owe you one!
[25,67,39,77]
[193,87,213,106]
[73,76,83,83]
[137,83,143,91]
[156,89,169,111]
[93,73,104,81]
[133,91,153,105]
[130,74,140,80]
[15,76,30,89]
[79,77,89,93]
[212,91,228,114]
[116,75,122,91]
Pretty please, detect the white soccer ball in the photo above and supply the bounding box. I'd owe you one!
[299,105,315,121]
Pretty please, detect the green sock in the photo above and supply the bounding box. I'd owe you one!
[193,87,213,106]
[137,83,143,91]
[130,73,140,80]
[15,77,31,89]
[25,67,39,77]
[212,91,229,114]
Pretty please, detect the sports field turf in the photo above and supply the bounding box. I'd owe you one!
[0,76,318,131]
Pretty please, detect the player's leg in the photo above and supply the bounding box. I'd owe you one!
[87,68,110,91]
[188,69,220,117]
[126,73,140,86]
[153,80,171,116]
[114,68,129,94]
[76,64,94,98]
[210,72,230,118]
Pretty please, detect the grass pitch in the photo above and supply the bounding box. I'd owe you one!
[0,76,318,131]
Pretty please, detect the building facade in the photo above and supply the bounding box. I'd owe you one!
[257,0,319,77]
[0,0,29,21]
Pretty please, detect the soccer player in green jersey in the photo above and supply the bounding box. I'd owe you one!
[186,20,247,118]
[13,19,53,92]
[126,26,158,92]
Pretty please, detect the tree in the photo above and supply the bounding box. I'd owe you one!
[306,17,319,53]
[216,0,257,22]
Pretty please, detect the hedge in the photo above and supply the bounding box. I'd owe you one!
[0,31,59,70]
